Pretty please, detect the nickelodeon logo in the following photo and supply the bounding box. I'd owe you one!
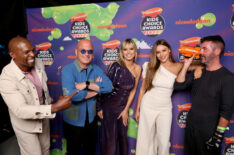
[51,134,60,138]
[172,144,184,149]
[175,13,216,29]
[225,137,234,143]
[180,37,201,47]
[102,40,120,49]
[142,7,162,18]
[138,53,151,58]
[47,81,58,85]
[224,51,234,56]
[175,19,210,25]
[32,27,56,32]
[98,24,127,29]
[36,42,52,51]
[67,55,77,59]
[177,103,192,111]
[71,13,87,22]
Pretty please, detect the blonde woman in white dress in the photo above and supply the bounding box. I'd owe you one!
[135,39,199,155]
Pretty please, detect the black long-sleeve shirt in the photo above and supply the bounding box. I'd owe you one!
[174,67,234,135]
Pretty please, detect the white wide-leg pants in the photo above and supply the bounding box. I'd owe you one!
[136,102,172,155]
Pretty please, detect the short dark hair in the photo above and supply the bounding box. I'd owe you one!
[201,35,225,55]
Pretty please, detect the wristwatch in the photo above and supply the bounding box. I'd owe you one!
[85,81,90,89]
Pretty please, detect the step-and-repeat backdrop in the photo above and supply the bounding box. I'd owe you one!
[26,0,234,154]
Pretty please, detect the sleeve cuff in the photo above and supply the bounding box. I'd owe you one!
[35,105,56,119]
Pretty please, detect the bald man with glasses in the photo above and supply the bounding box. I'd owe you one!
[61,39,112,155]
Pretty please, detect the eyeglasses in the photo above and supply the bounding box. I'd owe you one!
[80,49,93,55]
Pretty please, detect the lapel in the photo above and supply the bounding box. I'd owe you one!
[9,59,44,89]
[8,59,28,87]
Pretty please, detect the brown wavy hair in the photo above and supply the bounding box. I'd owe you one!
[145,39,175,91]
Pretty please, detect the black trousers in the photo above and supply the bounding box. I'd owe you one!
[64,118,97,155]
[184,123,221,155]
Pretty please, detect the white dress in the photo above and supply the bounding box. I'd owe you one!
[136,62,176,155]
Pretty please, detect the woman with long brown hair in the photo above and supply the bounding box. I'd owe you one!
[135,39,198,155]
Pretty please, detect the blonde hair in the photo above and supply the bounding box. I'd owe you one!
[145,39,175,91]
[117,38,138,67]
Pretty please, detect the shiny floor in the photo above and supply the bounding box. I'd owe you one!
[0,135,20,155]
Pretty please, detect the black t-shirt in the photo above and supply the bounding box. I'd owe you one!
[174,67,234,136]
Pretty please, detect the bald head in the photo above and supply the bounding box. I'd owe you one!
[8,36,36,72]
[76,39,93,50]
[75,39,94,69]
[8,37,32,54]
